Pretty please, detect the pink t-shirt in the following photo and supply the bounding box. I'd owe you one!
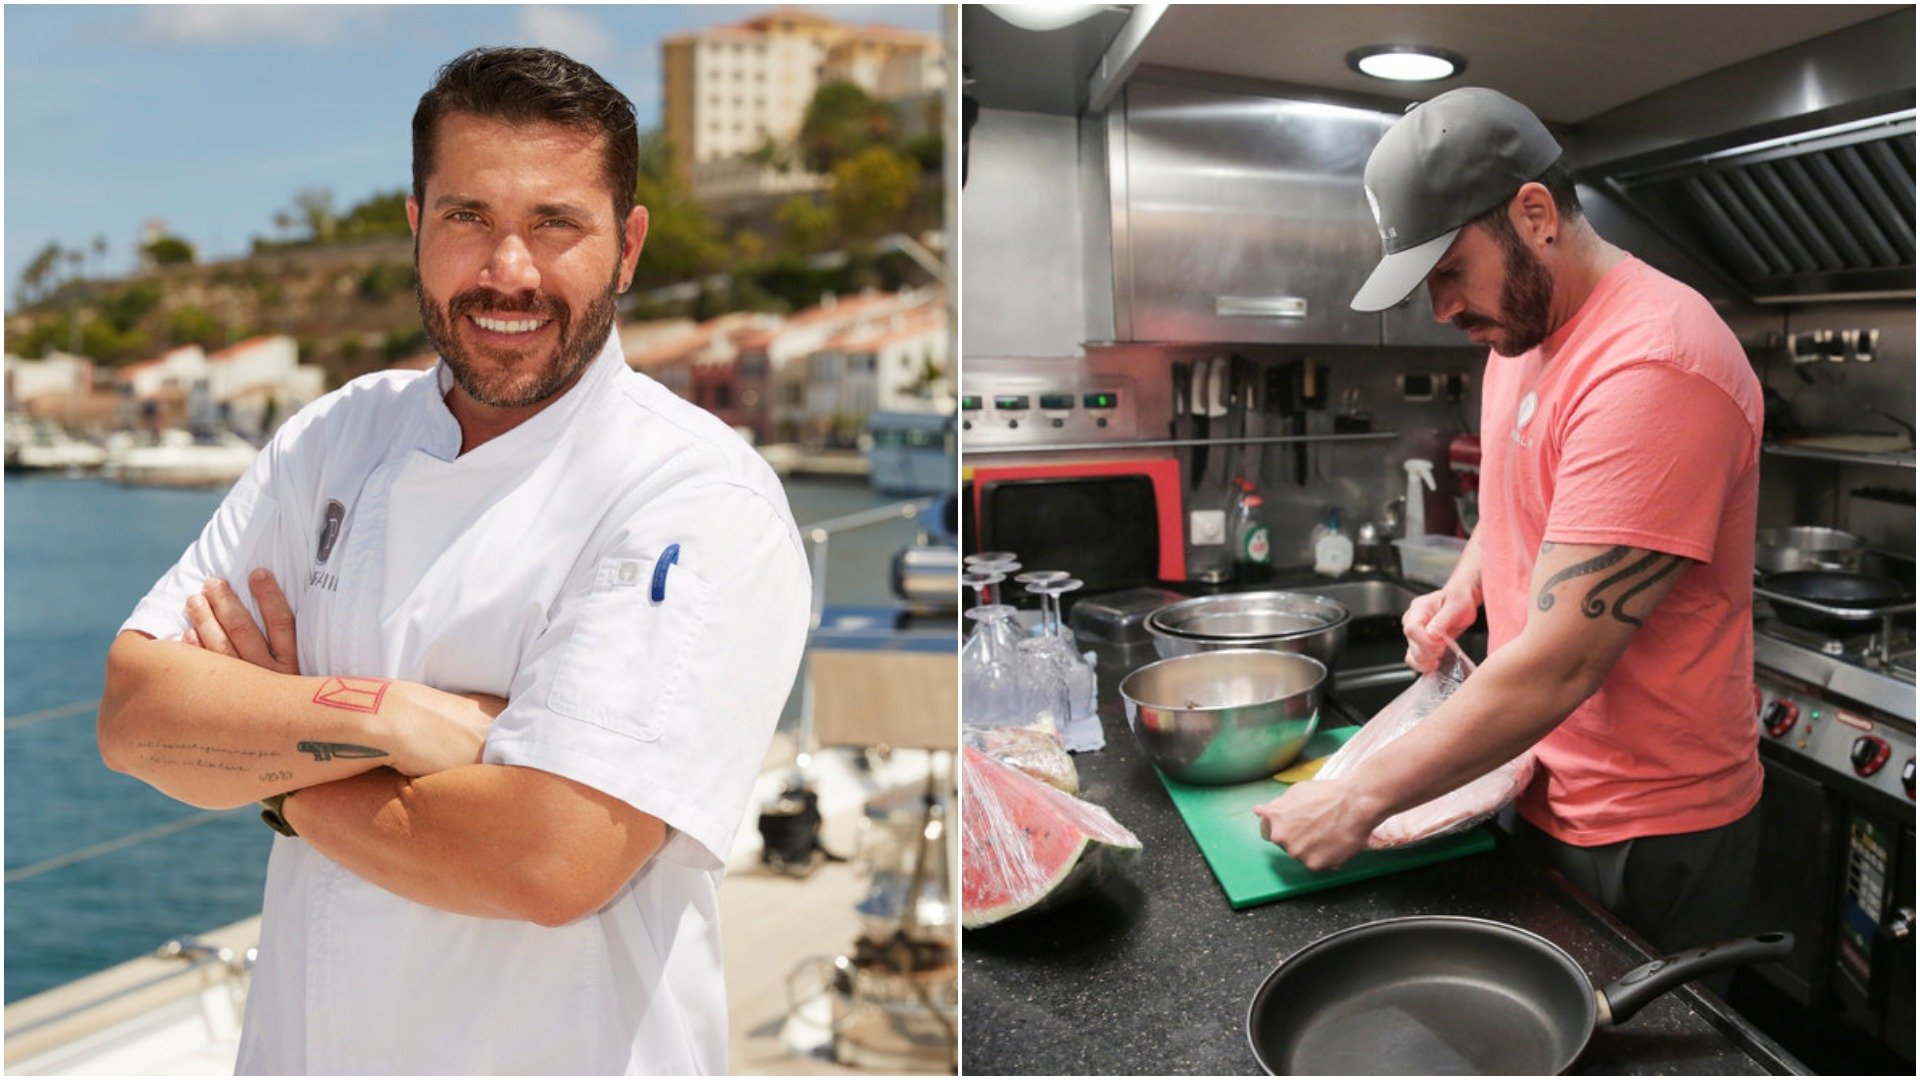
[1478,255,1764,846]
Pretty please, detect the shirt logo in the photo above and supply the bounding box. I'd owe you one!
[1512,391,1537,448]
[316,499,346,565]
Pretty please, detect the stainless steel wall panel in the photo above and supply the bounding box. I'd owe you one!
[961,108,1095,359]
[1118,80,1389,346]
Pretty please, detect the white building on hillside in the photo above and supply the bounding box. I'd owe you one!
[663,8,943,201]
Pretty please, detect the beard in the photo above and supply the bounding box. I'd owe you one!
[416,259,621,409]
[1452,222,1555,357]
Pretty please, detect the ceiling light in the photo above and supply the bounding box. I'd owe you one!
[1346,45,1466,83]
[985,4,1107,32]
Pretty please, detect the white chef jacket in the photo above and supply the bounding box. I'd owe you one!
[121,329,812,1074]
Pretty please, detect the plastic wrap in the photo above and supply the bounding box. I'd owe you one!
[964,723,1079,793]
[960,747,1141,928]
[1313,644,1533,848]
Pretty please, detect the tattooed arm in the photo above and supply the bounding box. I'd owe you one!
[99,575,498,810]
[278,766,665,924]
[1261,541,1689,871]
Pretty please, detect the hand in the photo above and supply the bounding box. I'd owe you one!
[183,570,299,675]
[1401,586,1479,674]
[1252,777,1384,872]
[385,685,505,777]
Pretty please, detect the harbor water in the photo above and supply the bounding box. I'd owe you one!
[3,472,926,1003]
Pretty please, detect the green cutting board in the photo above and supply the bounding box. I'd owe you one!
[1156,726,1496,909]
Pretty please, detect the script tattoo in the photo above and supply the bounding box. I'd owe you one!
[134,740,281,774]
[1535,545,1686,627]
[258,769,295,783]
[311,676,391,714]
[297,741,389,762]
[134,739,279,760]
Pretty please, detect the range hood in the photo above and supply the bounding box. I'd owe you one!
[1596,111,1916,304]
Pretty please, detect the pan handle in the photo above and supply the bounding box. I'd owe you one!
[1597,931,1794,1027]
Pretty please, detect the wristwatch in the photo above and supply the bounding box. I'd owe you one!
[260,792,298,838]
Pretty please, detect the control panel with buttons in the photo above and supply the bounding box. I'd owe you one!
[959,375,1137,447]
[1756,673,1915,803]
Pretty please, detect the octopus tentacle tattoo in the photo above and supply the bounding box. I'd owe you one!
[1535,546,1631,612]
[1536,544,1687,627]
[1611,556,1686,627]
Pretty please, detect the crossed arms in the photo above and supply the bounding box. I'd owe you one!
[99,571,664,926]
[1258,535,1690,870]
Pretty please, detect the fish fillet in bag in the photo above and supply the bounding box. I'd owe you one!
[1266,643,1534,848]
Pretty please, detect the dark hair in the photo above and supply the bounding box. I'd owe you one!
[412,47,639,222]
[1471,158,1583,236]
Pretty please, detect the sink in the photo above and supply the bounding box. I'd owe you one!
[1282,579,1423,621]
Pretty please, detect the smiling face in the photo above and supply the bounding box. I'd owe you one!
[408,111,646,414]
[1425,207,1555,358]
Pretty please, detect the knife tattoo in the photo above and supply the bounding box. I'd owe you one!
[297,741,389,761]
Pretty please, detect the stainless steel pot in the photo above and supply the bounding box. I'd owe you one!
[1118,649,1325,785]
[1145,591,1349,670]
[1756,526,1865,574]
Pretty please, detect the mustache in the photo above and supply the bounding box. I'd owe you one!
[1452,314,1498,332]
[448,288,565,319]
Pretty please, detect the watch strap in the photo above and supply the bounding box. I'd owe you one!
[260,792,298,837]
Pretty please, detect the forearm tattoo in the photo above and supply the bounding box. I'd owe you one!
[312,676,391,714]
[136,739,280,774]
[297,741,389,761]
[1536,544,1685,627]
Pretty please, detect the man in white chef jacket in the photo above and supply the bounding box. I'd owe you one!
[98,47,812,1074]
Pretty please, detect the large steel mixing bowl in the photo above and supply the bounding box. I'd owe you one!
[1119,649,1325,785]
[1145,591,1349,670]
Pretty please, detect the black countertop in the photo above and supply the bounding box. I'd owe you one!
[963,575,1805,1076]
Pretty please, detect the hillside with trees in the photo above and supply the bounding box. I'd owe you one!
[7,80,943,389]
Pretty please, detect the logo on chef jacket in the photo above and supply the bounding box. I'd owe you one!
[308,499,346,592]
[1511,392,1537,448]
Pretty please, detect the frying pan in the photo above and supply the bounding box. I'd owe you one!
[1247,916,1792,1075]
[1759,569,1913,635]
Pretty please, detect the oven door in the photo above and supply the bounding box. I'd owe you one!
[1749,746,1841,1003]
[968,458,1185,590]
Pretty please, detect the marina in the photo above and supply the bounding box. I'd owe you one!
[3,471,955,1073]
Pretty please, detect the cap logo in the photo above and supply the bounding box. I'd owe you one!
[1363,185,1393,241]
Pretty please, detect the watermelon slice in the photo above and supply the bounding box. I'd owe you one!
[961,745,1142,928]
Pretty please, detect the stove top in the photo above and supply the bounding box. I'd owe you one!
[1757,619,1916,679]
[1754,617,1915,727]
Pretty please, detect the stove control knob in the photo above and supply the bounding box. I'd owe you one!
[1851,736,1890,778]
[1762,701,1798,738]
[1903,759,1914,801]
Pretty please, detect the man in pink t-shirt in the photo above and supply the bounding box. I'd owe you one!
[1259,88,1763,952]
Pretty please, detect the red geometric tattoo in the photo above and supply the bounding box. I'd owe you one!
[312,676,391,714]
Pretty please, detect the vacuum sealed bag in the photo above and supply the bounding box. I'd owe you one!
[1315,643,1534,848]
[963,722,1079,794]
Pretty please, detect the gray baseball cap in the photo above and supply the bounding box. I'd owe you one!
[1351,87,1563,312]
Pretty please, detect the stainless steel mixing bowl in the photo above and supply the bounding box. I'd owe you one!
[1145,591,1350,670]
[1119,649,1326,785]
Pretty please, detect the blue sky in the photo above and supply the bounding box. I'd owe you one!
[4,4,945,310]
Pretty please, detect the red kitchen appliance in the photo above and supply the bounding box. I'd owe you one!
[964,457,1185,590]
[1449,434,1481,537]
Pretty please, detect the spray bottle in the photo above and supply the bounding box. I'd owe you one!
[1403,458,1438,540]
